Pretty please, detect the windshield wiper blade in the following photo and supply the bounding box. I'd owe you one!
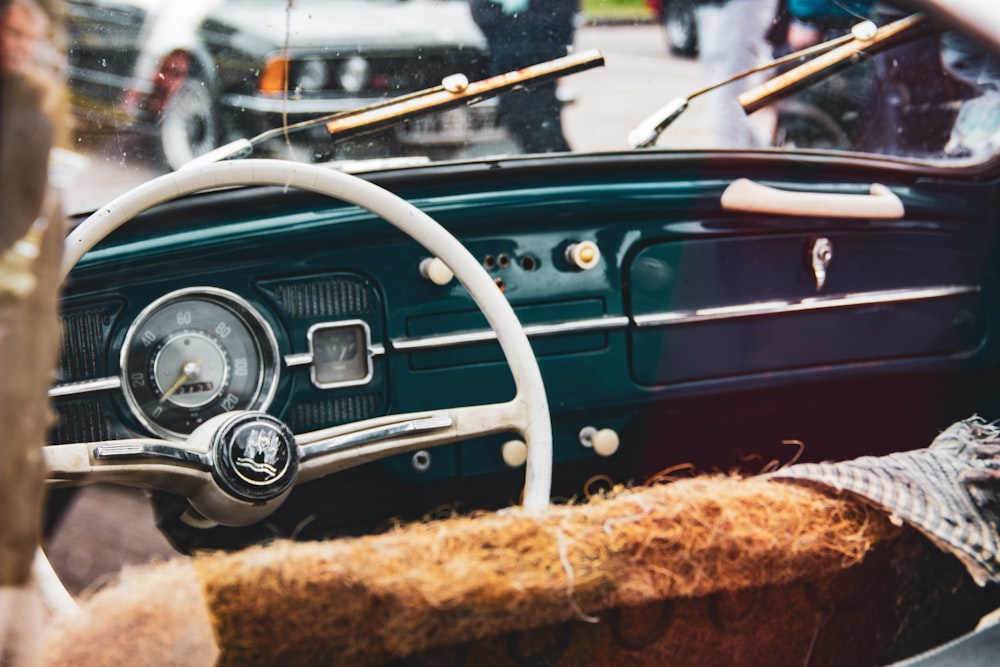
[183,49,605,169]
[628,13,927,149]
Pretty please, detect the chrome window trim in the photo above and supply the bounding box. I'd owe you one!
[633,285,982,328]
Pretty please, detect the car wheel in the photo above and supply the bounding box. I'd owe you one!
[664,0,698,57]
[772,100,850,150]
[157,75,218,170]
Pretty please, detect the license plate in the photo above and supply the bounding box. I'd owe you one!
[396,104,503,146]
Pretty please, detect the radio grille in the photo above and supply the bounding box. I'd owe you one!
[270,276,376,319]
[57,306,117,382]
[286,394,382,432]
[51,401,116,444]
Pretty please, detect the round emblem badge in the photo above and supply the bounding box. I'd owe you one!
[211,413,298,502]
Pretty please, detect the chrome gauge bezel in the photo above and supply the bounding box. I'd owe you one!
[306,320,375,389]
[120,287,281,440]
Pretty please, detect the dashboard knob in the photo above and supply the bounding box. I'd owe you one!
[566,241,600,270]
[420,257,454,285]
[501,439,528,468]
[591,428,620,457]
[578,425,620,457]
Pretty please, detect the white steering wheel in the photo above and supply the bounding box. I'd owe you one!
[43,159,551,548]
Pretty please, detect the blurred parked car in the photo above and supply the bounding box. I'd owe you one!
[65,0,502,169]
[645,0,698,56]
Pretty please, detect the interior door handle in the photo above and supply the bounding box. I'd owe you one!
[720,178,904,219]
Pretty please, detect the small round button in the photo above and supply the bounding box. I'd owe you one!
[501,439,528,468]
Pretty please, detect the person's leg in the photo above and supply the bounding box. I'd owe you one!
[696,0,776,147]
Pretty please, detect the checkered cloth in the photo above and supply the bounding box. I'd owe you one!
[772,417,1000,586]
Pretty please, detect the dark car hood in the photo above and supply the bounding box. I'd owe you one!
[204,0,488,53]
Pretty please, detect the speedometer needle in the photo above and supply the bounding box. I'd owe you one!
[159,360,202,404]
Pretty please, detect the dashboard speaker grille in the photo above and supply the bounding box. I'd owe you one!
[286,394,381,432]
[57,306,118,382]
[51,401,115,444]
[270,276,376,319]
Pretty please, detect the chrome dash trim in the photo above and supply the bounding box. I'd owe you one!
[93,441,210,468]
[634,285,981,328]
[284,353,313,368]
[284,341,386,369]
[49,376,122,398]
[298,415,454,459]
[392,316,630,351]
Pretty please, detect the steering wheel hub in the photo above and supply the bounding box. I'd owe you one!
[210,412,298,502]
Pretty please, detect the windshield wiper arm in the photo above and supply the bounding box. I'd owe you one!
[183,49,605,169]
[628,13,927,149]
[323,49,604,142]
[739,12,927,114]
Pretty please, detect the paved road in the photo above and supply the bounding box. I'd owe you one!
[564,23,709,151]
[46,23,722,596]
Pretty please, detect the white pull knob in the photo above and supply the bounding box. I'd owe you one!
[501,439,528,468]
[566,241,600,270]
[591,429,620,457]
[420,257,454,285]
[579,426,620,457]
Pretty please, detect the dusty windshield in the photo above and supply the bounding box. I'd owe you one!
[10,0,1000,214]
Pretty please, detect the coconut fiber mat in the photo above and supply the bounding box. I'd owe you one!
[38,419,1000,666]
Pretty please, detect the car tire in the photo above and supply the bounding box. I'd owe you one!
[663,0,698,57]
[157,75,218,171]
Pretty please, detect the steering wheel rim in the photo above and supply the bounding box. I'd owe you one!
[54,159,551,521]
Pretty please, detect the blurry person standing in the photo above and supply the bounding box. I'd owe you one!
[470,0,578,153]
[695,0,777,147]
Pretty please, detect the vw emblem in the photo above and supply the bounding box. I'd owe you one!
[212,413,298,501]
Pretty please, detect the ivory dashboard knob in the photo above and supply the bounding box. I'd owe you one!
[591,428,620,457]
[501,439,528,468]
[566,241,600,270]
[419,257,454,285]
[579,425,620,457]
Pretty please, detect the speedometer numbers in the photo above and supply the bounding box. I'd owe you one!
[121,288,280,439]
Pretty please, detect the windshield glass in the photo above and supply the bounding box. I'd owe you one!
[10,0,1000,213]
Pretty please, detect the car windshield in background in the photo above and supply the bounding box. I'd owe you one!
[48,0,1000,213]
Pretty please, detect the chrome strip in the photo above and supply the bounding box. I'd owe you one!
[221,94,375,115]
[298,415,454,459]
[284,343,385,369]
[221,93,499,116]
[392,316,630,351]
[93,441,210,468]
[68,66,150,95]
[49,376,122,398]
[634,285,981,328]
[284,353,313,368]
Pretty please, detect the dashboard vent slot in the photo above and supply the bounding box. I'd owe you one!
[51,401,115,445]
[286,394,382,432]
[270,276,376,319]
[57,306,118,382]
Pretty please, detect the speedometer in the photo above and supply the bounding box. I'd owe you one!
[121,288,280,439]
